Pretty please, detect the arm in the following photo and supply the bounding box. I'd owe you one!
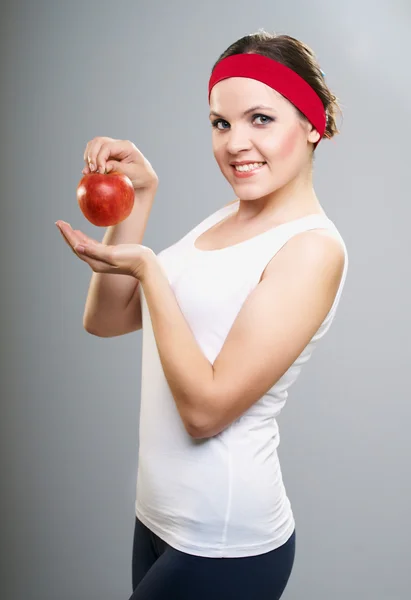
[140,230,345,439]
[84,194,231,336]
[83,185,156,337]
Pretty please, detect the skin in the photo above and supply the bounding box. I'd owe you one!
[56,77,345,439]
[208,76,323,227]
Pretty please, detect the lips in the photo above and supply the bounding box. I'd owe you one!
[230,161,266,167]
[230,162,267,178]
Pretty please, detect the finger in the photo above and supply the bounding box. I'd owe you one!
[74,245,119,272]
[56,221,75,243]
[77,252,114,271]
[95,140,131,175]
[82,141,92,174]
[57,226,83,258]
[76,243,118,267]
[95,142,112,174]
[56,222,85,252]
[86,136,117,173]
[85,137,105,172]
[59,227,83,256]
[56,221,106,253]
[57,226,73,248]
[83,140,92,169]
[57,226,112,270]
[72,230,98,245]
[63,228,90,246]
[65,239,114,272]
[56,222,99,247]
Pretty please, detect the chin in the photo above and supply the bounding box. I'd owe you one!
[231,183,276,201]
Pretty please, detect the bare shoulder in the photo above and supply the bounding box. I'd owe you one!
[262,227,345,282]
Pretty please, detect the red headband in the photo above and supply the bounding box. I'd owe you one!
[208,53,326,144]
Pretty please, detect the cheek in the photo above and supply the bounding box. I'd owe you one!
[212,139,225,163]
[277,126,302,159]
[267,125,301,161]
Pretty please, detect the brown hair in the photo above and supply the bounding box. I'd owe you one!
[212,30,342,146]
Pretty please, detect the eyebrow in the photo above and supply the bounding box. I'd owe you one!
[209,104,275,118]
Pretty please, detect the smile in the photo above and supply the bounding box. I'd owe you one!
[231,162,266,178]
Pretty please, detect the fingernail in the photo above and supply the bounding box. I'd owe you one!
[76,245,85,253]
[90,164,95,171]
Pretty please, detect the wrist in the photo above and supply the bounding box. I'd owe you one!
[139,247,159,284]
[133,176,158,200]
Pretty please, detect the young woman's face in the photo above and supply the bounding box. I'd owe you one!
[209,77,320,200]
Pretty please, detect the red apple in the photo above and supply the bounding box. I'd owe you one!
[76,171,135,226]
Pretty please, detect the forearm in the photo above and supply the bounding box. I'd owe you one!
[140,256,214,436]
[83,185,156,326]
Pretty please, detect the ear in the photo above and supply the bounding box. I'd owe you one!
[307,125,321,145]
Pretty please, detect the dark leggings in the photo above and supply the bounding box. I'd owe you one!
[129,516,296,600]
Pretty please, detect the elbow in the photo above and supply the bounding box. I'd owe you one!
[83,315,96,335]
[83,311,95,335]
[183,411,206,439]
[186,421,210,440]
[187,420,222,439]
[83,316,107,337]
[184,404,217,440]
[184,385,224,439]
[83,324,101,337]
[82,307,112,337]
[190,419,224,439]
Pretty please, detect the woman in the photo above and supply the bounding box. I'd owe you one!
[56,31,348,600]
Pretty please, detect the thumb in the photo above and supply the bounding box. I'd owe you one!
[105,160,121,174]
[105,161,136,187]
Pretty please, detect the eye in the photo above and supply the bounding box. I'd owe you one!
[253,114,273,125]
[211,114,274,130]
[211,118,229,130]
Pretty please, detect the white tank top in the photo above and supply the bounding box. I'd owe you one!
[135,200,349,558]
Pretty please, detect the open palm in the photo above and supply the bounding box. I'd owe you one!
[55,220,154,279]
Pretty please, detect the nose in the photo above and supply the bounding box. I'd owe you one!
[225,125,252,155]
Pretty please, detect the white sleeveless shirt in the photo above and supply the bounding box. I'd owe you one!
[135,200,349,558]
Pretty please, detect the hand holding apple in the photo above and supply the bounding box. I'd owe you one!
[77,137,158,226]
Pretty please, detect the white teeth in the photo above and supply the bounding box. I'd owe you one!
[234,162,265,172]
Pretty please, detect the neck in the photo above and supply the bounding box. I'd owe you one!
[233,166,323,224]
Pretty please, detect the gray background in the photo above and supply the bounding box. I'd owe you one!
[1,1,410,599]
